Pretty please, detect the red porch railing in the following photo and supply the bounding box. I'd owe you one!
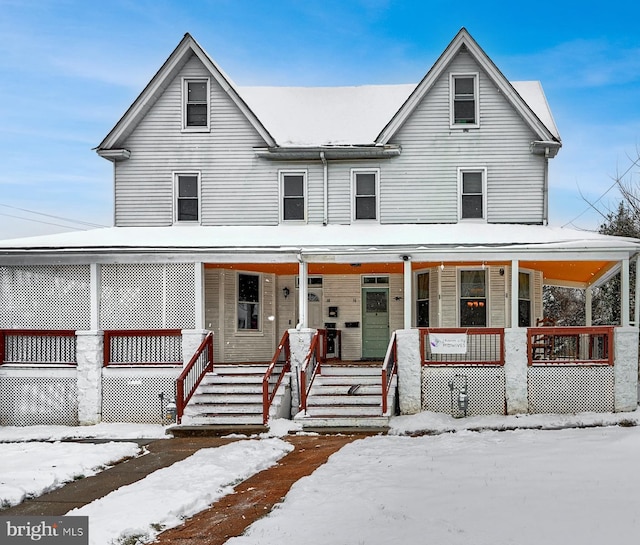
[299,330,324,413]
[262,331,291,425]
[527,326,614,366]
[0,329,77,365]
[176,332,214,424]
[103,329,182,366]
[420,328,505,366]
[381,332,398,415]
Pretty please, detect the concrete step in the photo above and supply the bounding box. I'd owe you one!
[201,374,264,385]
[181,413,264,425]
[295,414,391,430]
[302,405,384,417]
[190,393,264,404]
[184,403,263,415]
[312,375,382,386]
[308,384,383,395]
[319,366,382,376]
[212,365,270,374]
[197,383,264,395]
[307,394,384,406]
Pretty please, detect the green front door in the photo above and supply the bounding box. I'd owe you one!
[362,287,390,359]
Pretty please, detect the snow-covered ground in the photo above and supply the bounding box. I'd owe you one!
[1,413,639,545]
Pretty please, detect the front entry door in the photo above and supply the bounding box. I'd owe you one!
[362,288,389,359]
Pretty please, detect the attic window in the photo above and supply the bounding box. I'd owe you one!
[451,73,478,127]
[183,78,210,130]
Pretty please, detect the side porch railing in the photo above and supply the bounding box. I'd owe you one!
[527,326,614,366]
[176,332,214,424]
[381,332,398,415]
[262,331,291,425]
[420,328,505,365]
[0,329,77,365]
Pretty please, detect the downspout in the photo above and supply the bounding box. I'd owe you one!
[321,151,328,225]
[543,147,549,225]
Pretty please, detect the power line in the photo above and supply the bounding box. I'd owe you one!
[0,203,107,229]
[0,211,86,231]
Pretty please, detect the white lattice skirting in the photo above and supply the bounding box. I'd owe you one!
[528,366,614,414]
[0,368,78,426]
[422,367,506,416]
[102,367,182,424]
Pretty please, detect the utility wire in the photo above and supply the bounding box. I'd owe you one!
[0,203,107,229]
[0,211,87,231]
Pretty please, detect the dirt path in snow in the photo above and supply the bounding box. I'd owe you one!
[152,434,364,544]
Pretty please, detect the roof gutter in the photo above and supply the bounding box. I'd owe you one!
[321,151,328,225]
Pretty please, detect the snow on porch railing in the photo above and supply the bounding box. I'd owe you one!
[176,332,214,424]
[0,329,77,365]
[420,328,505,366]
[299,330,324,413]
[262,331,291,425]
[527,326,614,366]
[381,332,398,415]
[103,329,182,366]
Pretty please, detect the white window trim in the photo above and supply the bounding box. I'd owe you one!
[236,271,263,335]
[351,168,380,222]
[173,171,202,225]
[449,72,479,129]
[279,170,308,223]
[457,267,490,327]
[457,167,487,222]
[517,269,533,328]
[181,77,210,132]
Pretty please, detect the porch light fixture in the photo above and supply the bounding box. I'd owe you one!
[283,287,290,299]
[440,262,445,271]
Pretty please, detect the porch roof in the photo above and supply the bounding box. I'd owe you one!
[0,223,638,288]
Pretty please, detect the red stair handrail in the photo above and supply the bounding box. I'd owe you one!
[175,332,214,423]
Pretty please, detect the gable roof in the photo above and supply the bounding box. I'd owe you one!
[97,29,560,154]
[376,28,561,147]
[97,33,276,152]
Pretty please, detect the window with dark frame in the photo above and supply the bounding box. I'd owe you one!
[354,172,377,220]
[453,75,476,125]
[185,80,208,128]
[282,173,305,221]
[518,272,532,327]
[461,171,483,219]
[416,272,430,327]
[237,273,260,331]
[460,270,487,327]
[176,174,199,222]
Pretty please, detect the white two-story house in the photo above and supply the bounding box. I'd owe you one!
[0,29,637,429]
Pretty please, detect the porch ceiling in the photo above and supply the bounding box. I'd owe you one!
[205,260,617,286]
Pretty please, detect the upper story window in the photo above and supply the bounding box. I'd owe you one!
[352,169,379,221]
[237,273,260,331]
[459,269,487,327]
[174,172,200,223]
[280,171,306,222]
[416,271,430,327]
[458,168,486,221]
[450,73,479,128]
[518,271,532,327]
[183,78,210,131]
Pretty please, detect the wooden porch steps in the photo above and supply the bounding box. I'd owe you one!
[295,365,397,430]
[180,364,290,426]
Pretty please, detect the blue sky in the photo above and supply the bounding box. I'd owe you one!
[1,0,639,238]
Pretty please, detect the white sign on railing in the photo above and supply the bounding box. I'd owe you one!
[429,333,468,354]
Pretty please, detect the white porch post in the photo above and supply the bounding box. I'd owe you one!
[403,258,412,328]
[511,259,519,327]
[298,259,308,328]
[622,258,630,327]
[194,262,205,330]
[585,288,593,326]
[90,263,100,330]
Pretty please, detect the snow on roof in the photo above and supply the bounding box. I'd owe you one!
[0,223,636,255]
[238,80,559,147]
[510,81,560,140]
[239,84,416,146]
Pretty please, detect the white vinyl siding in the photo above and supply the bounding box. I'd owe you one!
[379,50,545,225]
